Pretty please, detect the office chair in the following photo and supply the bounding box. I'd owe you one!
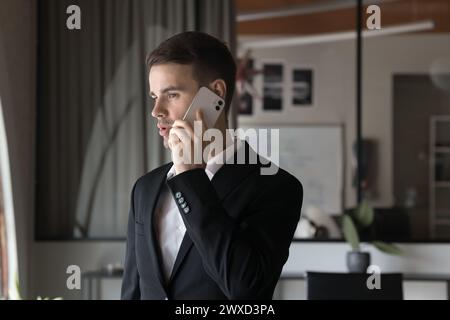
[306,272,403,300]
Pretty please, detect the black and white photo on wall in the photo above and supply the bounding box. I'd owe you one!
[292,68,313,106]
[263,63,283,111]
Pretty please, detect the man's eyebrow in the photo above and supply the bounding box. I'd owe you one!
[149,86,187,97]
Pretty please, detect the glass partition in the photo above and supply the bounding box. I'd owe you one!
[236,0,358,240]
[362,0,450,241]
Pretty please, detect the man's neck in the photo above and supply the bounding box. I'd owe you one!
[205,112,231,161]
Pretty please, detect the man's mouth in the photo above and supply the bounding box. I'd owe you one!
[157,123,171,137]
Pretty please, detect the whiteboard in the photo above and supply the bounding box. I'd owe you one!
[238,125,344,215]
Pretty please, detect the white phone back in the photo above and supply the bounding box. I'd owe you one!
[183,87,225,129]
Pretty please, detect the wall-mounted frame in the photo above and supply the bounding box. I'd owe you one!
[292,68,313,107]
[262,62,285,111]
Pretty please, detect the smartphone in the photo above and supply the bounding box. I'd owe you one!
[182,86,225,128]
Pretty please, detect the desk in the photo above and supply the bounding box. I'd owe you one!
[279,272,450,299]
[82,270,123,300]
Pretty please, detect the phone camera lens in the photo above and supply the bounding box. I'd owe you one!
[215,105,220,111]
[218,100,223,106]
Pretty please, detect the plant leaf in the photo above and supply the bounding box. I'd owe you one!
[354,200,374,227]
[372,241,403,255]
[342,215,360,251]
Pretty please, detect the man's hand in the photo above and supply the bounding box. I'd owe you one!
[168,109,207,175]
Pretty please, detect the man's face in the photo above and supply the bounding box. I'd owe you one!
[149,63,200,148]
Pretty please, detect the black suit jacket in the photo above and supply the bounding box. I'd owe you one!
[121,142,303,300]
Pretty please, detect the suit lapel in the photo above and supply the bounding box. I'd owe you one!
[169,232,193,283]
[142,162,172,293]
[169,141,260,282]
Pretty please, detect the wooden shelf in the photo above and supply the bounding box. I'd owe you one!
[430,116,450,237]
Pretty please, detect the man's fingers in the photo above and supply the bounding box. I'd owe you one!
[195,109,208,133]
[168,132,179,150]
[170,127,191,144]
[172,119,194,138]
[195,109,203,121]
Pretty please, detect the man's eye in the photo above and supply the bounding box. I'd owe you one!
[168,93,178,99]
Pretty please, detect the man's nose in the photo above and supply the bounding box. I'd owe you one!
[151,99,166,119]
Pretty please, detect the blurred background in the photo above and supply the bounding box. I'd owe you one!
[0,0,449,299]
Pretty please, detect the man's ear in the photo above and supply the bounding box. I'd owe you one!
[209,79,227,99]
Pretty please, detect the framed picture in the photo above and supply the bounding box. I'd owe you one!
[292,68,313,106]
[263,63,284,111]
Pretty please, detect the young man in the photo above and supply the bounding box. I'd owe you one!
[121,31,303,300]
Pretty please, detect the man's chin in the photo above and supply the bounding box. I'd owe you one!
[163,137,169,149]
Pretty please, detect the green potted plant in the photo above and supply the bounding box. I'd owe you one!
[342,199,402,273]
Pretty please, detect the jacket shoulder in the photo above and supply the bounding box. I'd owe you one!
[269,166,303,197]
[253,148,302,194]
[253,154,303,195]
[134,162,172,191]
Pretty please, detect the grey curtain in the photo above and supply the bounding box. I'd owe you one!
[36,0,236,239]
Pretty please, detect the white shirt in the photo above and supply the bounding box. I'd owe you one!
[154,133,241,283]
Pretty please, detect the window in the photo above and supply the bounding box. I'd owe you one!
[0,97,19,299]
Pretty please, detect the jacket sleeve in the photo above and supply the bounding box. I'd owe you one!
[120,182,141,300]
[166,168,303,299]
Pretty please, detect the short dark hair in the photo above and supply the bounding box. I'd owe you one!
[146,31,236,113]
